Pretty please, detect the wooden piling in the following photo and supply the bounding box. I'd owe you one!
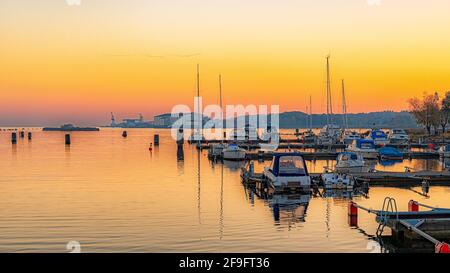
[65,134,71,145]
[11,132,17,144]
[154,134,160,146]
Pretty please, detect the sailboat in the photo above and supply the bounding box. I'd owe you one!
[318,55,341,145]
[188,64,205,144]
[303,95,317,143]
[208,75,226,157]
[340,79,360,144]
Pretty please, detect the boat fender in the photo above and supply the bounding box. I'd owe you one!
[435,242,450,254]
[348,202,358,217]
[408,200,419,212]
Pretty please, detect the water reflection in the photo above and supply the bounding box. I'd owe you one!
[250,185,311,225]
[223,160,246,171]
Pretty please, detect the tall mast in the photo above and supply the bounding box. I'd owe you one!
[219,74,224,140]
[196,64,201,135]
[326,55,333,124]
[219,74,223,115]
[309,95,313,130]
[341,79,348,129]
[197,64,200,112]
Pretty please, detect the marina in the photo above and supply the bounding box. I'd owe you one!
[2,128,450,253]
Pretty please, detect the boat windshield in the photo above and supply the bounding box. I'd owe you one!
[278,156,307,175]
[340,153,358,161]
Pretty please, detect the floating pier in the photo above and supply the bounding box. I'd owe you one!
[349,198,450,253]
[342,171,450,186]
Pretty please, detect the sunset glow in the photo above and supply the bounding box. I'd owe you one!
[1,0,450,125]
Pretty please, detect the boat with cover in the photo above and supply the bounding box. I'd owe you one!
[346,139,379,160]
[263,153,311,192]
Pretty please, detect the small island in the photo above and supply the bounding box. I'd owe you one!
[42,124,100,132]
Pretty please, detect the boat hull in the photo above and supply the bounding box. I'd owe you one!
[264,170,311,192]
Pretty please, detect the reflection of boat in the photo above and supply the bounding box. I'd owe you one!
[322,189,362,199]
[388,129,410,144]
[43,124,99,132]
[379,159,403,167]
[222,144,246,160]
[335,152,369,173]
[267,193,311,223]
[368,130,389,146]
[439,145,450,158]
[379,147,403,161]
[263,153,311,192]
[347,139,378,160]
[223,160,246,170]
[321,173,355,190]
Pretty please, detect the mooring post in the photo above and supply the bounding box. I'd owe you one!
[11,132,17,144]
[154,134,160,146]
[249,162,254,176]
[65,134,71,145]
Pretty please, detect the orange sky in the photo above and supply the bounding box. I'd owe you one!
[1,0,450,126]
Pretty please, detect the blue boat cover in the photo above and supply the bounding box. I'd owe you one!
[356,139,375,149]
[371,130,387,139]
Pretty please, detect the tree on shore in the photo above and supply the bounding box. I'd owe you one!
[408,92,440,135]
[440,91,450,134]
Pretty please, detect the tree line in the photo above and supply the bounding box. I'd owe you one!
[408,92,450,135]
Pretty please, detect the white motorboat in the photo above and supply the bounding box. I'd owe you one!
[341,131,360,145]
[222,143,246,160]
[335,152,370,173]
[346,139,378,160]
[388,129,410,144]
[321,173,355,190]
[318,124,341,145]
[439,145,450,158]
[263,153,311,192]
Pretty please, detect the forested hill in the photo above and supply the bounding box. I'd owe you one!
[277,111,417,129]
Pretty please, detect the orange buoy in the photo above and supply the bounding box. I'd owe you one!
[348,201,358,217]
[408,200,419,212]
[435,242,450,253]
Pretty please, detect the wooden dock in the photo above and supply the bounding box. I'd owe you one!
[209,150,439,161]
[311,171,450,186]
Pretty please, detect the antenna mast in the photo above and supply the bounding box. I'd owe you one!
[341,79,348,129]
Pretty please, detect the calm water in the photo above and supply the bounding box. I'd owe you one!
[1,128,450,253]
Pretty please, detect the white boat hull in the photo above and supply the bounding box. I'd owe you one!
[264,169,311,192]
[321,173,355,190]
